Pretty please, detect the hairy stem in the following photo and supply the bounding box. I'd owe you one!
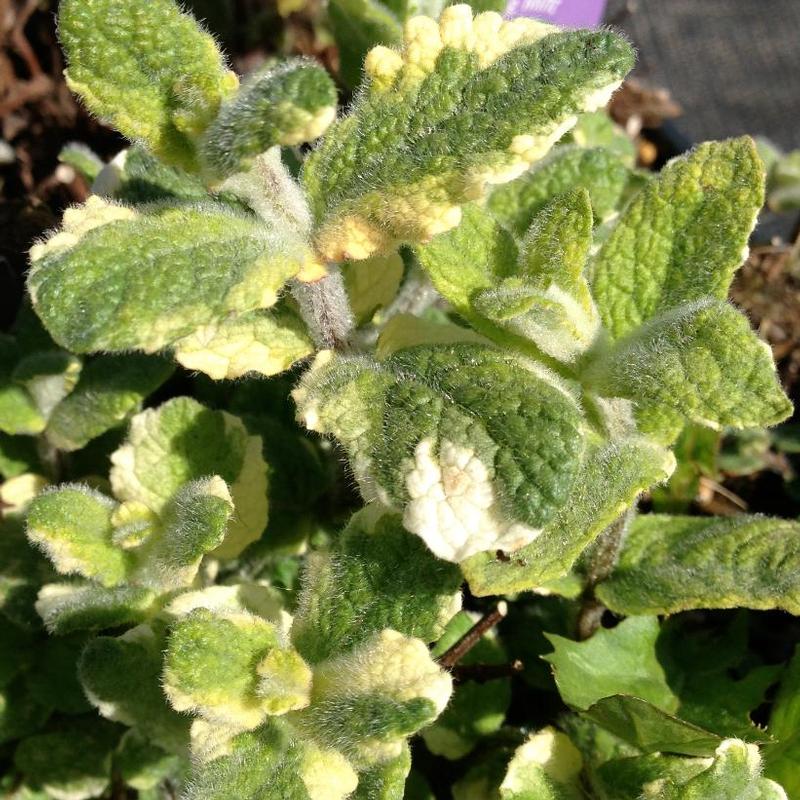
[292,267,355,350]
[437,603,507,669]
[576,508,634,640]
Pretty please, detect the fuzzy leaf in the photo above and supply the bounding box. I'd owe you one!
[294,344,585,562]
[590,138,765,340]
[45,354,174,452]
[303,7,633,260]
[500,728,584,800]
[462,435,674,596]
[473,189,600,362]
[12,350,82,420]
[0,336,46,436]
[115,731,182,792]
[645,739,787,799]
[164,608,310,729]
[292,509,461,663]
[201,58,337,177]
[34,582,157,634]
[28,198,308,356]
[80,624,191,753]
[183,719,358,800]
[130,477,233,591]
[59,0,237,170]
[544,617,679,713]
[488,145,634,237]
[352,744,411,800]
[26,485,130,587]
[416,204,519,329]
[173,306,313,380]
[110,398,268,559]
[14,719,120,800]
[585,300,791,432]
[297,628,452,767]
[98,146,209,204]
[596,514,800,616]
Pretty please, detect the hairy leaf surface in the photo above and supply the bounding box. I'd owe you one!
[590,138,765,340]
[294,344,585,562]
[303,7,633,260]
[597,514,800,615]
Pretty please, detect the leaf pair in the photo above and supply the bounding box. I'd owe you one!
[26,398,269,633]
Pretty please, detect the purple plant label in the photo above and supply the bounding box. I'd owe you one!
[504,0,607,27]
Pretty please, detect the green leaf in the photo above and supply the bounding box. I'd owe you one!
[35,581,157,634]
[422,611,511,759]
[14,718,120,800]
[568,111,636,164]
[593,753,724,800]
[544,617,679,713]
[765,646,800,796]
[656,615,782,742]
[328,0,403,90]
[585,300,792,432]
[172,306,313,381]
[26,484,130,587]
[353,746,411,800]
[596,514,800,616]
[291,509,462,663]
[110,398,268,559]
[45,354,174,452]
[59,142,104,183]
[416,203,519,324]
[28,198,308,356]
[0,433,40,479]
[462,435,674,596]
[201,58,337,178]
[0,336,46,436]
[59,0,238,170]
[80,624,191,753]
[343,252,405,325]
[130,477,233,591]
[376,312,488,360]
[115,730,182,791]
[488,145,634,237]
[294,344,585,562]
[644,739,787,799]
[183,718,358,800]
[12,350,82,420]
[0,517,53,630]
[590,138,765,340]
[163,608,311,729]
[101,145,210,205]
[296,628,451,767]
[583,696,723,757]
[473,189,600,362]
[303,9,633,260]
[500,727,584,800]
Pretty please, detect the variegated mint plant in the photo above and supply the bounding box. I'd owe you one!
[1,0,798,798]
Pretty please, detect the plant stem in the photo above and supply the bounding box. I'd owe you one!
[437,603,507,669]
[292,267,355,350]
[576,508,634,640]
[451,660,524,684]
